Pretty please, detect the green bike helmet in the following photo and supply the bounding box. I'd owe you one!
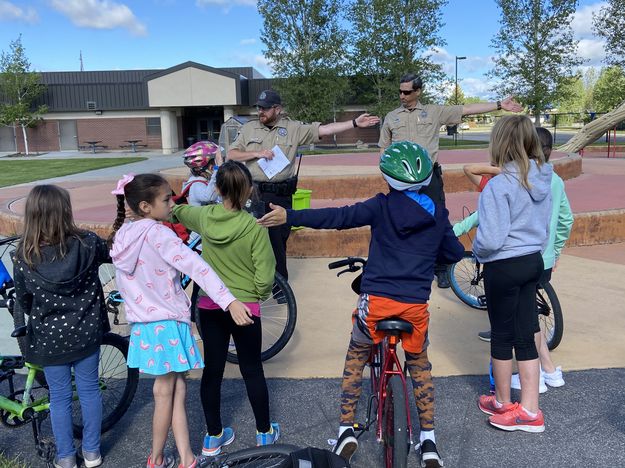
[379,141,433,191]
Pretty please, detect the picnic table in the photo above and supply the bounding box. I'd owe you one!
[121,139,148,153]
[83,140,107,154]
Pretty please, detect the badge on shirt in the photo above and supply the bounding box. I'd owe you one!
[278,127,288,137]
[420,110,428,119]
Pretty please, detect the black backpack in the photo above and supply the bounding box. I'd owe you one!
[286,447,350,468]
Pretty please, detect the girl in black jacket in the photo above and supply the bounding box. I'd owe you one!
[13,185,110,468]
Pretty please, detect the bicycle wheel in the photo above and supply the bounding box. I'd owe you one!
[383,375,409,468]
[99,264,130,335]
[72,332,139,438]
[537,282,563,350]
[449,251,487,310]
[226,272,297,364]
[208,444,299,467]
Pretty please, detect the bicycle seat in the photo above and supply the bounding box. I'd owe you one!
[11,325,27,338]
[376,319,413,334]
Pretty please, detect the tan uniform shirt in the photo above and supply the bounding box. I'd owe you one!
[378,103,463,163]
[230,116,321,182]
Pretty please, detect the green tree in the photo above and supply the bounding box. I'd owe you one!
[593,0,625,67]
[0,36,47,155]
[444,84,466,105]
[582,67,599,112]
[257,0,349,124]
[347,0,447,117]
[593,66,625,113]
[488,0,585,124]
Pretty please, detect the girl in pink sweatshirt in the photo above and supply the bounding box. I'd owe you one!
[109,173,251,468]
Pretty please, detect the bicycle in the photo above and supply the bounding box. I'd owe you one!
[449,250,564,350]
[328,257,413,468]
[100,235,298,364]
[0,236,139,466]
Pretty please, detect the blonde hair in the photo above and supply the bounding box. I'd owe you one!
[489,115,544,189]
[17,185,83,268]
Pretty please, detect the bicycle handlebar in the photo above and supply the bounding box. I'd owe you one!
[0,235,20,247]
[328,257,366,270]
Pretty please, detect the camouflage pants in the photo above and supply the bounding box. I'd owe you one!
[339,337,435,431]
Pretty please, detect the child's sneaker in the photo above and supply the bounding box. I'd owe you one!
[256,422,280,446]
[146,454,175,468]
[81,450,103,468]
[417,439,443,467]
[542,366,565,387]
[333,427,358,462]
[54,456,77,468]
[477,394,516,416]
[202,427,235,456]
[510,373,548,393]
[178,457,198,468]
[488,405,545,433]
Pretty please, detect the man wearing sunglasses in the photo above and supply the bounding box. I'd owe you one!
[379,73,522,288]
[228,89,380,280]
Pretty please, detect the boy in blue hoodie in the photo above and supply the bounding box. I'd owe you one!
[258,142,464,467]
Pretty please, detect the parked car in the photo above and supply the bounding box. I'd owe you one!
[459,122,470,131]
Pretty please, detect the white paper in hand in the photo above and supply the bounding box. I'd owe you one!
[257,145,290,179]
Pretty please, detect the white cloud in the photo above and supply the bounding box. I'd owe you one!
[570,1,606,37]
[577,37,607,66]
[50,0,147,36]
[240,38,257,46]
[196,0,256,6]
[0,0,38,23]
[426,47,495,77]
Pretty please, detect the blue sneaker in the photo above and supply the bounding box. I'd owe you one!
[256,422,280,446]
[202,427,235,456]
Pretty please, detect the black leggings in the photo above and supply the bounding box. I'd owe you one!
[198,308,270,435]
[261,192,292,280]
[483,252,543,361]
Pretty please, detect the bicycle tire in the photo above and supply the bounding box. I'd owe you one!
[383,375,409,468]
[207,444,299,467]
[72,332,138,438]
[449,252,487,310]
[224,272,297,364]
[537,282,563,350]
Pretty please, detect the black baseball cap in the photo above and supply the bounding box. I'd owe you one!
[255,89,281,107]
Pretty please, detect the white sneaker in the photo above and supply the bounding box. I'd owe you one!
[510,373,548,394]
[542,366,565,387]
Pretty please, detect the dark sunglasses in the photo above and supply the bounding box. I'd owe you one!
[399,89,416,96]
[256,105,278,112]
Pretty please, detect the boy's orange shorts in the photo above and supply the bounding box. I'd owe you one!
[352,293,430,354]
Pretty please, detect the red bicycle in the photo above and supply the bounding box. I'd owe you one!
[329,257,413,468]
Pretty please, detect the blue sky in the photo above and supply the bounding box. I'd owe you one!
[0,0,608,99]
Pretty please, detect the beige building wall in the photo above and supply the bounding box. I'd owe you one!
[148,68,238,107]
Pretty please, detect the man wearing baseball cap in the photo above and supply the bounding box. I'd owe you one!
[228,89,380,280]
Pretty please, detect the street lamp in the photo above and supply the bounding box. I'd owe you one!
[454,56,466,145]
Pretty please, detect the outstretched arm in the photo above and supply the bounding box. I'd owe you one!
[319,113,380,137]
[462,96,522,116]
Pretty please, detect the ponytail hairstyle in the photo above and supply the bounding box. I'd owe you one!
[17,185,84,268]
[215,160,254,211]
[489,115,544,190]
[108,173,170,247]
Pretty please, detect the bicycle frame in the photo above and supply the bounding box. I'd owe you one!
[370,336,413,445]
[0,360,49,420]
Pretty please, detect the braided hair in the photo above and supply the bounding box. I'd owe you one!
[107,173,169,247]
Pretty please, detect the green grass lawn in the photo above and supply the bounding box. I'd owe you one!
[0,157,146,188]
[0,453,27,468]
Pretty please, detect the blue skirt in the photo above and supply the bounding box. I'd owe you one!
[127,320,203,375]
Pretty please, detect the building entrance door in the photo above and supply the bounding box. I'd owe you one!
[59,120,78,150]
[0,126,16,152]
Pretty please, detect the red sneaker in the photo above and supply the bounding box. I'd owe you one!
[478,394,516,415]
[489,405,545,433]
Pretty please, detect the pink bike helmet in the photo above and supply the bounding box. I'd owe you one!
[183,141,219,172]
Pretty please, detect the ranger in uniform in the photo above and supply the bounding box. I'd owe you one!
[228,89,379,280]
[379,73,522,288]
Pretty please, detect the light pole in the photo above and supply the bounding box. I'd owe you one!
[454,56,466,145]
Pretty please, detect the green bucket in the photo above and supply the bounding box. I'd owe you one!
[291,189,312,230]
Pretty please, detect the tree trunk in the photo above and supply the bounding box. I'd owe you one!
[558,100,625,153]
[21,124,29,155]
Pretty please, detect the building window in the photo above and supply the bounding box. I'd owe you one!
[146,117,161,136]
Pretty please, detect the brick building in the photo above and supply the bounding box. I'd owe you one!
[0,61,376,154]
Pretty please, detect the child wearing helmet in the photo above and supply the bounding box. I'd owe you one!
[258,141,464,467]
[182,141,223,206]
